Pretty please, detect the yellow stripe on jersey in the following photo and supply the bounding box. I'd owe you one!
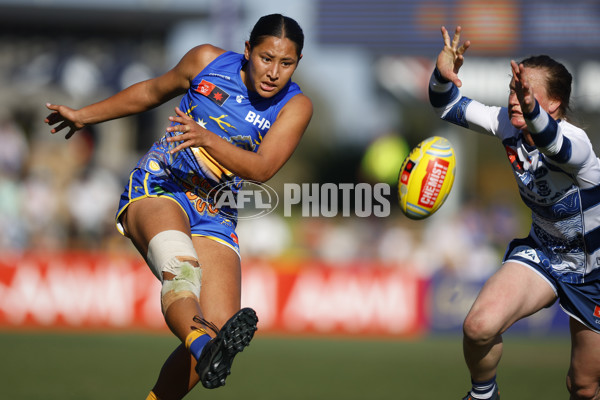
[191,146,234,182]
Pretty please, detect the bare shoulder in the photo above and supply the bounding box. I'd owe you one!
[188,44,227,66]
[284,93,313,117]
[177,44,227,78]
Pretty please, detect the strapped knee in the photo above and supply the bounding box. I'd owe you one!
[146,230,202,313]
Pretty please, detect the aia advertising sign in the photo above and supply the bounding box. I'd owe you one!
[0,253,427,337]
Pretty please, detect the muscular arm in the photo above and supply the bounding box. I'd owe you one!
[45,44,225,138]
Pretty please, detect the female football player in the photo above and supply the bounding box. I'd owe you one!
[45,14,312,400]
[430,26,600,400]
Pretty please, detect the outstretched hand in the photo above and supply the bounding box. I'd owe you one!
[510,60,536,114]
[44,103,85,139]
[436,26,471,87]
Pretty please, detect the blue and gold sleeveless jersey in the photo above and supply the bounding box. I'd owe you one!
[135,51,302,209]
[116,51,302,251]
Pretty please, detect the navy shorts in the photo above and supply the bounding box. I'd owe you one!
[505,236,600,333]
[115,167,240,256]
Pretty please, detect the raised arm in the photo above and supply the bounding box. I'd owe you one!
[45,44,224,139]
[435,26,471,87]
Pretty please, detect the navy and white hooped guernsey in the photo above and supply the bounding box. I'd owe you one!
[429,68,600,285]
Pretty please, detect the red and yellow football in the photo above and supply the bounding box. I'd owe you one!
[398,136,456,220]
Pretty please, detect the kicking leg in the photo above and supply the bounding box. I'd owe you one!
[144,233,256,396]
[121,198,207,399]
[191,236,257,389]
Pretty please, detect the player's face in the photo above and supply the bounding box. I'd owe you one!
[243,36,300,98]
[507,67,551,131]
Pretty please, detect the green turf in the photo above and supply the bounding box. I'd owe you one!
[0,331,570,399]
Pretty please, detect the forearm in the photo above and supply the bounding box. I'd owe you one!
[77,80,173,125]
[202,134,276,182]
[429,68,471,128]
[524,101,571,162]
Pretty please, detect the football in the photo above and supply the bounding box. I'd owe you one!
[397,136,456,220]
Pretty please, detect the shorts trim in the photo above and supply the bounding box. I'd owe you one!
[558,305,600,334]
[503,259,558,296]
[193,234,241,259]
[115,194,187,236]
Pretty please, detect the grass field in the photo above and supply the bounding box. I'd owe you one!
[0,331,571,399]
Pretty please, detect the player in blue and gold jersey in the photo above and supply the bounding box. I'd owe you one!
[45,14,312,400]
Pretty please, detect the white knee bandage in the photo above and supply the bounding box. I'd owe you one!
[146,230,202,313]
[147,230,199,280]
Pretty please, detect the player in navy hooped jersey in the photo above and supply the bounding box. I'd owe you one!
[430,26,600,400]
[45,14,312,400]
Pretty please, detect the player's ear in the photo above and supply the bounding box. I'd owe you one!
[547,98,561,117]
[244,41,251,61]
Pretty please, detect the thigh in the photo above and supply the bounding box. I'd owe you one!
[569,318,600,394]
[468,262,557,333]
[194,236,242,328]
[121,197,191,256]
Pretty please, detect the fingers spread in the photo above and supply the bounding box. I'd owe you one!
[451,26,462,49]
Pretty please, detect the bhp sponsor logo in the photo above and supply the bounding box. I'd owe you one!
[209,181,391,220]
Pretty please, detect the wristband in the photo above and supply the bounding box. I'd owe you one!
[433,68,451,84]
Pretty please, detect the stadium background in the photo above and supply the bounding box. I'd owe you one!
[0,0,598,398]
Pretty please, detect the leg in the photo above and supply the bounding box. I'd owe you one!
[122,198,204,400]
[194,236,242,325]
[122,197,203,342]
[463,262,556,381]
[146,235,253,396]
[567,318,600,399]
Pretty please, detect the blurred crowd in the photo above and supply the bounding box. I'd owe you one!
[0,114,123,253]
[237,196,523,280]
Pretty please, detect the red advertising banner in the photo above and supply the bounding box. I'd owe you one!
[0,252,428,337]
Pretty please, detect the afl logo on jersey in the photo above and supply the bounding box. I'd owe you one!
[195,79,230,107]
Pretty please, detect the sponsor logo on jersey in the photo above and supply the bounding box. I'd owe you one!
[195,79,230,106]
[208,72,231,81]
[594,305,600,319]
[513,247,540,263]
[245,111,271,130]
[505,145,524,171]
